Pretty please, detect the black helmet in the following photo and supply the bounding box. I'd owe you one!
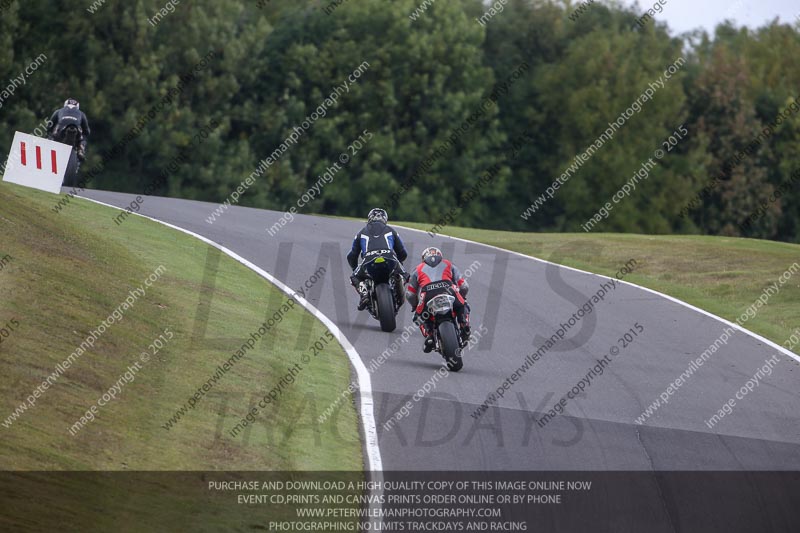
[367,208,388,224]
[421,247,443,267]
[64,98,79,110]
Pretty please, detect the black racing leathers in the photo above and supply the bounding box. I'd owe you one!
[347,221,408,280]
[48,106,90,159]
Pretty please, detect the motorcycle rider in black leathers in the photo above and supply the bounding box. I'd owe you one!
[48,98,90,162]
[347,208,409,311]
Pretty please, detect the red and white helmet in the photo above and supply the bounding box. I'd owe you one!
[421,247,443,267]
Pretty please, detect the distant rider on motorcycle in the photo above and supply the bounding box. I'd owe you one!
[406,247,471,352]
[347,208,409,311]
[47,98,90,161]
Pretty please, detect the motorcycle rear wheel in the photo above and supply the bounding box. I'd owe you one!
[63,149,80,187]
[438,321,463,371]
[375,283,397,332]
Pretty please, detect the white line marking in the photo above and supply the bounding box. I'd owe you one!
[79,196,383,471]
[397,224,800,365]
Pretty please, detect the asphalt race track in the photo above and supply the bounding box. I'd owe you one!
[77,190,800,473]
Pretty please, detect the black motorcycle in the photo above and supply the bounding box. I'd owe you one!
[360,250,405,332]
[49,125,81,187]
[421,291,466,372]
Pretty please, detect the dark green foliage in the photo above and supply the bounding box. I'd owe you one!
[1,0,798,242]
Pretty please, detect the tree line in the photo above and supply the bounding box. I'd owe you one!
[1,0,799,242]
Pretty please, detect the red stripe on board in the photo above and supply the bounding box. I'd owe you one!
[35,146,42,170]
[20,142,27,165]
[51,150,58,174]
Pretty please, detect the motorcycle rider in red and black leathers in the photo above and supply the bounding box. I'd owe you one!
[347,208,409,311]
[406,247,471,353]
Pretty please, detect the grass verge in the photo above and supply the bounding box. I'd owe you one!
[0,183,362,531]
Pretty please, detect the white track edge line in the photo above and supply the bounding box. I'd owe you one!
[80,196,383,471]
[396,224,800,365]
